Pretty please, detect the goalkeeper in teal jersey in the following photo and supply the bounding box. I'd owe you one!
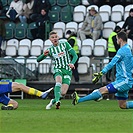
[73,31,133,109]
[37,31,78,109]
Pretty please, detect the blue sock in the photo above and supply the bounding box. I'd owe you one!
[126,101,133,109]
[78,89,102,103]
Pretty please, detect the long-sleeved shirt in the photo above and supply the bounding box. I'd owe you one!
[37,41,78,71]
[122,16,133,30]
[102,44,133,87]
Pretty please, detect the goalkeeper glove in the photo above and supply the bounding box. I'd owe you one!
[92,71,103,84]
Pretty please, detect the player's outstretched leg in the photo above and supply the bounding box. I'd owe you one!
[12,82,53,99]
[72,89,103,105]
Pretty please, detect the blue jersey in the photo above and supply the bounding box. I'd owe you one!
[0,81,12,105]
[102,44,133,88]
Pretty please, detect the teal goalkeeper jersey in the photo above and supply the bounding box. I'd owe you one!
[37,41,78,71]
[102,44,133,87]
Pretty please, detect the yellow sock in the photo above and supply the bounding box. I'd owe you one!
[8,104,13,107]
[28,88,43,97]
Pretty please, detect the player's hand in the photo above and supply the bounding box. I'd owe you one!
[68,64,75,69]
[44,50,49,56]
[92,71,103,84]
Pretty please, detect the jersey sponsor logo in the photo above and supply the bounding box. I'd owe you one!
[52,52,65,59]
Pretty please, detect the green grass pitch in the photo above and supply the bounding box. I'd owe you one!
[0,99,133,133]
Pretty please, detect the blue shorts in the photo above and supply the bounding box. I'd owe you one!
[0,81,12,105]
[106,81,131,100]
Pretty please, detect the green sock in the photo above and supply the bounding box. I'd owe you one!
[54,83,61,103]
[52,99,56,104]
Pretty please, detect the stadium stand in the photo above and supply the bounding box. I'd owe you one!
[18,45,29,57]
[38,57,52,74]
[31,39,44,50]
[78,56,90,74]
[116,21,125,28]
[73,11,84,23]
[51,5,61,12]
[99,5,111,16]
[53,22,66,38]
[5,22,16,39]
[19,38,31,49]
[15,22,28,40]
[57,0,68,7]
[81,39,94,56]
[30,45,42,56]
[102,21,116,39]
[49,11,60,23]
[49,0,57,6]
[60,11,73,23]
[112,4,124,16]
[65,22,78,35]
[74,5,86,16]
[1,1,133,97]
[69,0,81,6]
[27,22,37,39]
[5,45,17,57]
[15,56,25,64]
[99,11,110,22]
[81,0,90,6]
[26,56,38,71]
[1,0,8,7]
[6,38,19,50]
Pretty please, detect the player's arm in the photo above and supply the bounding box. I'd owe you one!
[37,50,49,62]
[65,42,78,69]
[102,53,121,74]
[92,52,122,84]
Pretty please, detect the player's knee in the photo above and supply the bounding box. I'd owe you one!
[18,83,24,90]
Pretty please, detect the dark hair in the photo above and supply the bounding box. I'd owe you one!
[129,8,133,13]
[66,30,77,37]
[66,30,71,35]
[117,31,127,42]
[114,26,121,33]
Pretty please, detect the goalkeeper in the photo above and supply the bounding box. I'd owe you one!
[72,31,133,109]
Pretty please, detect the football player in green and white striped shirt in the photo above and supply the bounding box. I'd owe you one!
[37,31,78,109]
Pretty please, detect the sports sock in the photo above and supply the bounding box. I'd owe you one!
[126,101,133,109]
[52,99,56,104]
[8,104,13,107]
[78,89,102,103]
[52,96,63,105]
[54,82,61,103]
[28,88,42,97]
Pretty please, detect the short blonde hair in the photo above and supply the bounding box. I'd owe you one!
[49,31,57,36]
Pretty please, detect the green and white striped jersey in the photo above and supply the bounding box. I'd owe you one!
[47,41,73,71]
